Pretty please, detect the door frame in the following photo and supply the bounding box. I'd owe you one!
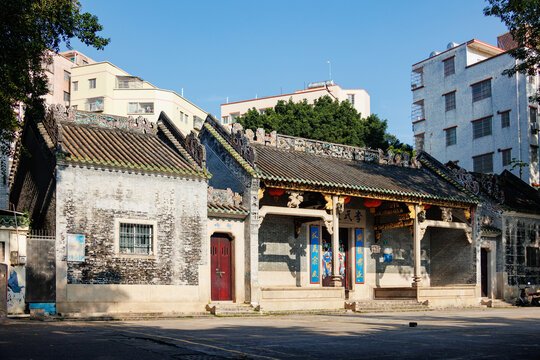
[210,232,235,302]
[480,240,497,299]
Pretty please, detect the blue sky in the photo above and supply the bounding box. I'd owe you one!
[67,0,508,145]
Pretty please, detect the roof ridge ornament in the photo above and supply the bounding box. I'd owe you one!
[231,123,257,166]
[45,104,158,135]
[186,131,206,168]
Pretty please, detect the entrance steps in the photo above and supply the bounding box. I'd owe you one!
[206,303,263,317]
[480,298,514,308]
[345,300,430,313]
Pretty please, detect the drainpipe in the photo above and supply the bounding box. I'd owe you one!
[516,61,523,180]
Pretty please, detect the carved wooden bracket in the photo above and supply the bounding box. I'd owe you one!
[441,207,453,222]
[287,191,304,208]
[324,194,333,210]
[258,187,265,200]
[406,204,416,219]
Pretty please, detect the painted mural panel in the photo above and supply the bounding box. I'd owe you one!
[355,228,364,284]
[67,234,85,262]
[7,267,25,313]
[310,225,320,283]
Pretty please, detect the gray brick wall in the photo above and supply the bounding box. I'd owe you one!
[430,228,476,285]
[56,165,207,285]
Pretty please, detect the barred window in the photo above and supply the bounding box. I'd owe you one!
[89,78,96,89]
[527,247,540,267]
[473,153,493,173]
[443,57,455,76]
[502,149,512,167]
[501,111,510,128]
[473,117,492,139]
[472,79,491,102]
[531,107,538,123]
[414,133,425,152]
[445,127,457,146]
[445,92,456,112]
[119,223,153,255]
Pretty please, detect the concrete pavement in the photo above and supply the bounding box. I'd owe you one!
[1,307,540,359]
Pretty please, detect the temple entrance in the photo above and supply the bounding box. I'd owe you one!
[211,234,232,301]
[322,228,349,288]
[481,248,488,297]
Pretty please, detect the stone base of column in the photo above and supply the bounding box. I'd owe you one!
[329,276,343,287]
[411,276,422,288]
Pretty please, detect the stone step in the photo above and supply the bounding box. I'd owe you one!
[206,303,264,317]
[345,300,430,313]
[480,299,514,308]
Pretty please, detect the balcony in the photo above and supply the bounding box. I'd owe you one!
[116,76,143,89]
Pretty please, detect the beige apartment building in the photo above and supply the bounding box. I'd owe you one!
[221,81,370,126]
[69,62,207,135]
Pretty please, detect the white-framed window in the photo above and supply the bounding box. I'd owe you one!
[230,112,240,123]
[445,127,457,146]
[89,78,96,89]
[72,81,78,91]
[63,91,70,106]
[128,102,154,114]
[222,116,229,124]
[347,94,355,105]
[443,57,455,76]
[86,97,104,112]
[472,79,491,102]
[444,91,456,112]
[502,148,512,167]
[63,70,70,82]
[115,219,157,256]
[473,153,493,173]
[472,116,492,139]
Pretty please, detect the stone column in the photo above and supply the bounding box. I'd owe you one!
[412,204,421,288]
[330,195,342,287]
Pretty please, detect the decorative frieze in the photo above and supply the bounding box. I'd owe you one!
[45,104,158,135]
[207,186,243,207]
[186,131,206,168]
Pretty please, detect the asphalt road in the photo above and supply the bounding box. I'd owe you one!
[1,307,540,359]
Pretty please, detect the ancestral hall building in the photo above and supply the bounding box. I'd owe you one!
[11,106,535,316]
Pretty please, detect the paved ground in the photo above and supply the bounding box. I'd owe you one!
[1,307,540,359]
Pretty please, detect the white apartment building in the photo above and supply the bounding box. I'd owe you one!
[70,62,208,135]
[221,81,370,125]
[411,37,539,186]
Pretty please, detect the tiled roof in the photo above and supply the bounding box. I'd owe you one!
[497,170,540,214]
[208,203,249,216]
[253,144,475,203]
[59,121,207,177]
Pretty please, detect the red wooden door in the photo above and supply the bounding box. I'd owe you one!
[211,236,232,301]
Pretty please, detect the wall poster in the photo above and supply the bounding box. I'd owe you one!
[310,225,320,284]
[67,234,85,262]
[355,228,364,284]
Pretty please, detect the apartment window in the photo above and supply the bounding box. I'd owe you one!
[532,146,539,165]
[473,153,493,173]
[472,116,492,139]
[531,107,538,123]
[347,94,355,105]
[411,100,425,122]
[86,97,104,112]
[526,247,540,267]
[184,113,189,124]
[414,133,425,152]
[443,57,455,76]
[444,91,456,112]
[63,91,70,106]
[128,102,154,114]
[500,111,510,128]
[116,76,143,89]
[230,112,240,123]
[222,116,229,125]
[72,81,78,91]
[445,127,457,146]
[472,79,491,102]
[119,222,154,255]
[411,67,424,89]
[502,148,512,167]
[89,78,96,89]
[63,70,70,82]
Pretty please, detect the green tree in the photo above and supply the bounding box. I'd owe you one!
[0,0,109,154]
[484,0,540,103]
[235,95,410,153]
